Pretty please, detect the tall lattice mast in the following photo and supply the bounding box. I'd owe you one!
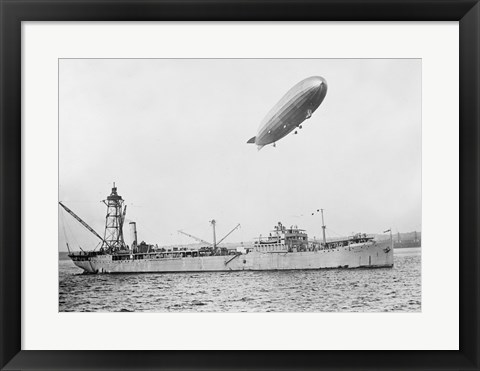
[101,183,127,253]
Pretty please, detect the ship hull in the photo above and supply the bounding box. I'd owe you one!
[71,240,393,274]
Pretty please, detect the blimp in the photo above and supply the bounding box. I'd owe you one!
[247,76,327,150]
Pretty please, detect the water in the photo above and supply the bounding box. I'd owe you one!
[59,247,421,312]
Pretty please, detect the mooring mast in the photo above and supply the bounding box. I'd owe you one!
[101,183,127,253]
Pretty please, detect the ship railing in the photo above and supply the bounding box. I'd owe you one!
[254,243,288,253]
[69,250,100,257]
[254,236,282,243]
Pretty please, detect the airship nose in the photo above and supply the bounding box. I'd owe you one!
[312,76,327,88]
[304,76,327,92]
[308,76,327,103]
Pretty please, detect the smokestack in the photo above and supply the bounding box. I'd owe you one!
[129,222,138,252]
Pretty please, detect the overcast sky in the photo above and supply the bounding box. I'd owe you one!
[59,59,421,251]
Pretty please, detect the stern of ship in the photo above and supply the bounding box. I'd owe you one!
[69,253,111,274]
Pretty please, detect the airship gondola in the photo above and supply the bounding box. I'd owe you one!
[247,76,327,150]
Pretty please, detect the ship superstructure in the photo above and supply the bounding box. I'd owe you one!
[59,185,394,274]
[251,222,307,253]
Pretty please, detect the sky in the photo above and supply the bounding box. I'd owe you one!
[59,59,421,251]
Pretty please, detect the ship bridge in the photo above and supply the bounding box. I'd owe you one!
[253,222,309,253]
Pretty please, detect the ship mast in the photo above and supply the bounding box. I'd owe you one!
[178,221,240,252]
[321,209,327,246]
[101,183,127,253]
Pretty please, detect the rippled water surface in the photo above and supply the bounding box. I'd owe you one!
[59,247,420,312]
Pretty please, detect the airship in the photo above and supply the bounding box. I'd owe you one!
[247,76,327,150]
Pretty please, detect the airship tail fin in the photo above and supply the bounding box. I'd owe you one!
[247,136,256,144]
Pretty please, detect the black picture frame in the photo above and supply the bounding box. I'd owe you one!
[1,1,479,370]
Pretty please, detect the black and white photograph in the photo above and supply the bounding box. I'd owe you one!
[58,58,421,312]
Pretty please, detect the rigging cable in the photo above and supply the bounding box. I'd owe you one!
[60,207,96,252]
[60,210,71,253]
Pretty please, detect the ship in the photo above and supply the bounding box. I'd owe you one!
[59,185,394,274]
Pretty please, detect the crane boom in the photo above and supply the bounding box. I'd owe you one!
[177,230,212,246]
[216,223,241,246]
[120,205,127,229]
[59,202,106,244]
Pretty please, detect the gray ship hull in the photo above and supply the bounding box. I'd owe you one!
[71,240,393,274]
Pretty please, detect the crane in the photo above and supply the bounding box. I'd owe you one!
[120,205,127,229]
[178,222,241,251]
[119,205,127,243]
[59,202,108,247]
[216,223,241,247]
[177,230,212,246]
